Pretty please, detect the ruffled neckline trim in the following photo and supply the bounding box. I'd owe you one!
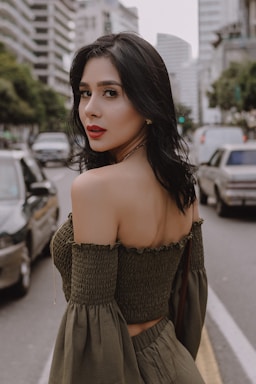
[117,219,203,254]
[66,213,203,254]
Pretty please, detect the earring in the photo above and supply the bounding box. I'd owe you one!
[145,119,152,125]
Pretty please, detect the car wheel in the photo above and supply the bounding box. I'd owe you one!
[13,244,31,297]
[198,185,208,205]
[215,191,229,217]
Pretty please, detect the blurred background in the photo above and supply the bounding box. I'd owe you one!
[1,2,256,384]
[1,0,256,144]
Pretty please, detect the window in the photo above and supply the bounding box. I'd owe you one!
[21,157,45,191]
[209,150,223,167]
[0,160,19,200]
[226,150,256,165]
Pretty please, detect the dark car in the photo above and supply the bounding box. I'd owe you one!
[0,149,59,296]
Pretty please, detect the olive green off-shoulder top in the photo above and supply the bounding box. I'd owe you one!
[50,213,207,362]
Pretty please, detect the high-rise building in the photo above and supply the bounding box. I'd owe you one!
[31,0,77,102]
[198,0,240,124]
[0,0,77,104]
[179,60,199,124]
[198,0,240,66]
[243,0,256,38]
[0,0,36,65]
[156,33,199,123]
[74,0,138,50]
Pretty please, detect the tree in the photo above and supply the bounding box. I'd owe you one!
[0,42,68,130]
[0,43,45,125]
[207,61,256,112]
[38,85,68,131]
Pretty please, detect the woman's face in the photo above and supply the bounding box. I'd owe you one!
[78,56,146,157]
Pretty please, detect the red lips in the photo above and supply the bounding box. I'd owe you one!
[87,125,106,139]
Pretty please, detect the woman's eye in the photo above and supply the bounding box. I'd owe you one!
[104,89,118,97]
[79,90,91,98]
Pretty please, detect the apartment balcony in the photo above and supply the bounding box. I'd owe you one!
[0,2,34,34]
[35,66,69,83]
[0,20,36,52]
[0,35,36,65]
[33,31,71,53]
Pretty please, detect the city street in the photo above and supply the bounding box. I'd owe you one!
[0,165,255,384]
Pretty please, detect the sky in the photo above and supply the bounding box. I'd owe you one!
[121,0,199,57]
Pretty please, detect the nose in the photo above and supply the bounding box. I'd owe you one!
[83,95,101,118]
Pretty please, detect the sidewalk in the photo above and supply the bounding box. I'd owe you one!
[196,326,223,384]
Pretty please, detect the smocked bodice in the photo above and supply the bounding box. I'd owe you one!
[51,214,205,324]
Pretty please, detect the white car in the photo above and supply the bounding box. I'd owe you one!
[32,132,71,166]
[192,125,246,165]
[197,142,256,216]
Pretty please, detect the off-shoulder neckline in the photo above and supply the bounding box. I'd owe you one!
[67,213,203,254]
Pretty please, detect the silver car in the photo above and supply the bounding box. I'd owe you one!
[197,142,256,216]
[32,132,71,166]
[0,149,59,296]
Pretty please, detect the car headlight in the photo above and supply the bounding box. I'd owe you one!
[0,234,14,249]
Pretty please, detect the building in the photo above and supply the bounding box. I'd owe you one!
[0,0,77,104]
[179,60,199,124]
[156,33,199,123]
[31,0,77,102]
[198,0,240,66]
[0,0,36,65]
[198,0,240,124]
[74,0,138,50]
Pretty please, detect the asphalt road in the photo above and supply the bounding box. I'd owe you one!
[0,165,255,384]
[199,200,256,384]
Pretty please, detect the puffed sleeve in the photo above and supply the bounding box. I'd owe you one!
[169,220,208,359]
[49,241,143,384]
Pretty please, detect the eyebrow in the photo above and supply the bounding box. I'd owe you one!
[79,80,123,88]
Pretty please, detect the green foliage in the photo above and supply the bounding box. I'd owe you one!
[0,43,68,128]
[38,85,68,131]
[207,61,256,112]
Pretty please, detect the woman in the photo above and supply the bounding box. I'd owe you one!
[49,32,207,384]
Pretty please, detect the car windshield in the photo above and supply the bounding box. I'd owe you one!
[0,159,20,200]
[226,149,256,165]
[36,135,68,143]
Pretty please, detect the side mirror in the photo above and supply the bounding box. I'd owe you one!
[29,181,56,196]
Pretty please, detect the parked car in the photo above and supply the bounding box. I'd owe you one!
[0,149,59,296]
[197,142,256,216]
[192,125,246,165]
[31,132,71,166]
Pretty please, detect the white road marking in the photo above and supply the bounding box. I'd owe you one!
[208,285,256,383]
[37,349,53,384]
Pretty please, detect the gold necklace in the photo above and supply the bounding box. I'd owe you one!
[120,142,145,162]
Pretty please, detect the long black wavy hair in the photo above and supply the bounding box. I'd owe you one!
[69,32,196,212]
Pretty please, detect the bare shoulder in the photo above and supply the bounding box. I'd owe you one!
[71,166,120,245]
[71,163,126,199]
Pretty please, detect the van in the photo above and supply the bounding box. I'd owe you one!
[192,125,246,164]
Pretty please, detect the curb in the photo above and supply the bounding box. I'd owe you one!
[196,326,223,384]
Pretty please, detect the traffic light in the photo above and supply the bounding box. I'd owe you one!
[178,116,185,124]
